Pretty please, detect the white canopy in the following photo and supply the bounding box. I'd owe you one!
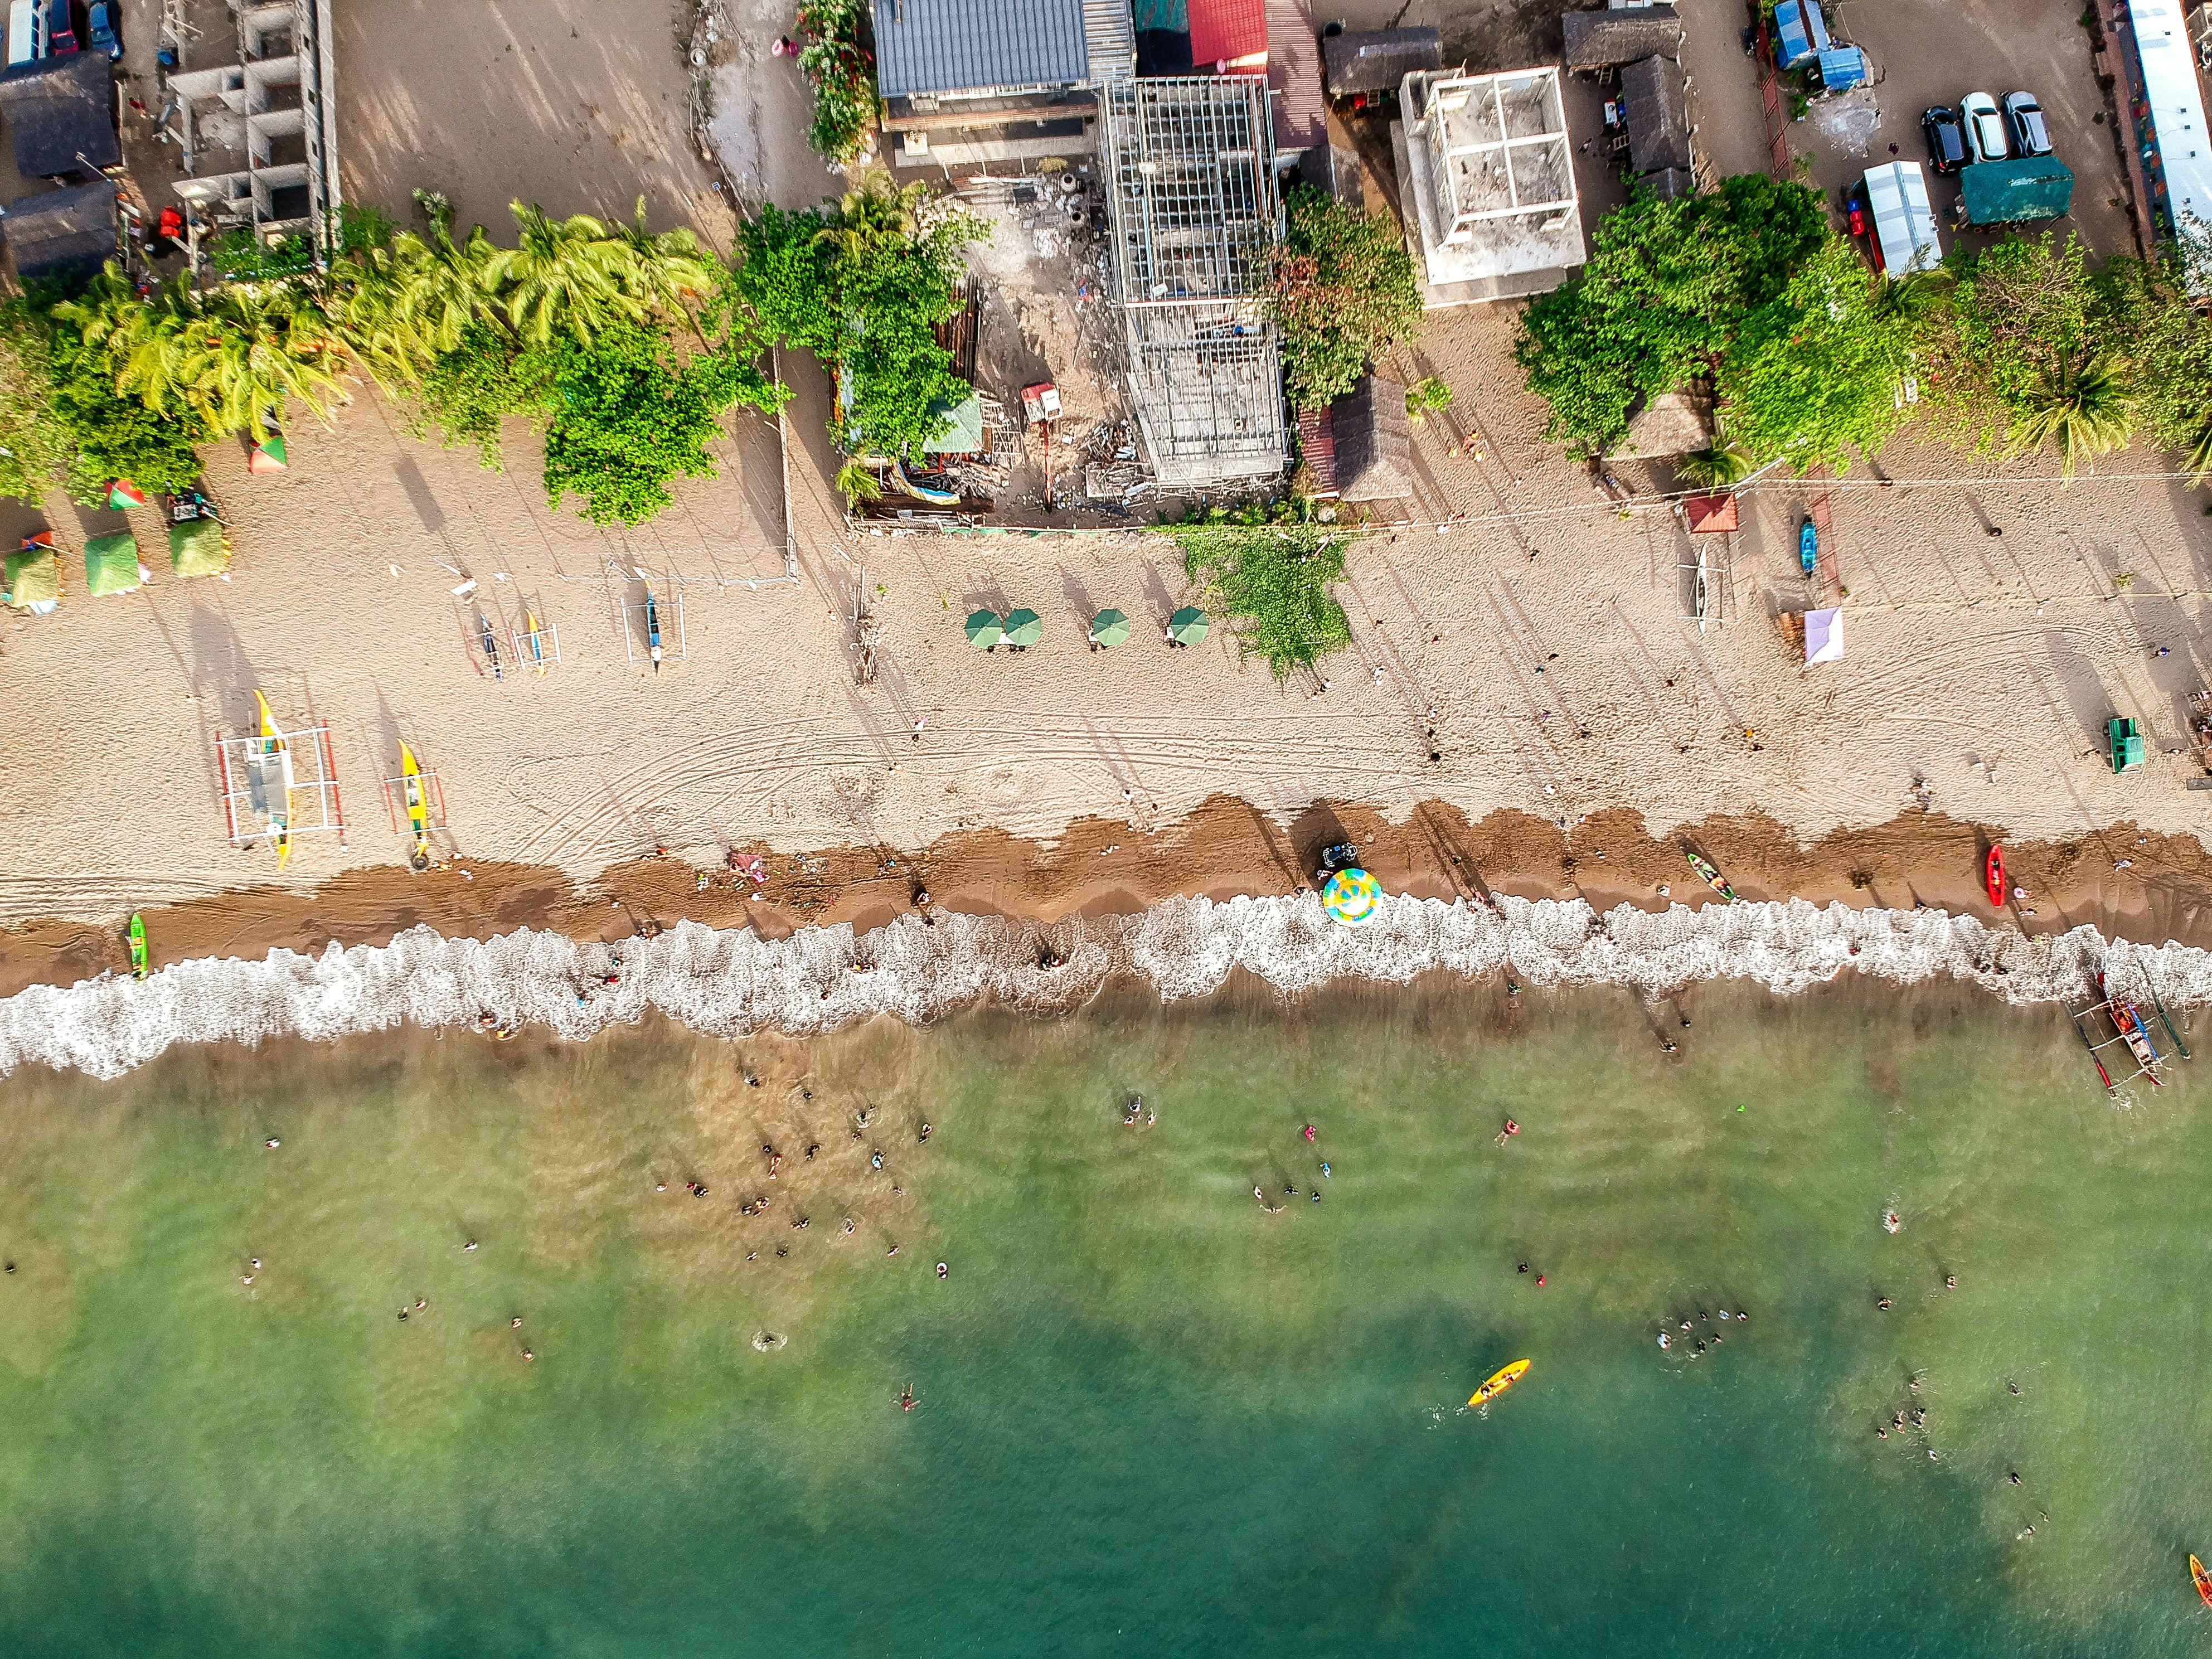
[1804,607,1845,665]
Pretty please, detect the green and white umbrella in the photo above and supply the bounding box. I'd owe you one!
[964,609,1003,649]
[1002,608,1044,648]
[1089,608,1131,648]
[1168,606,1210,646]
[1321,867,1382,927]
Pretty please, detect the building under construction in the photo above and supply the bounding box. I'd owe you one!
[1100,75,1289,488]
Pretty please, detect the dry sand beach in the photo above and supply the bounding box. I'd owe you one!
[3,0,2210,992]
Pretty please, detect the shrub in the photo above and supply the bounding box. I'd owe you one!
[1270,186,1423,410]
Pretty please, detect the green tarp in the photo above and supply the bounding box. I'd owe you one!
[3,547,59,609]
[169,516,229,577]
[1960,157,2074,226]
[921,392,987,455]
[84,532,140,595]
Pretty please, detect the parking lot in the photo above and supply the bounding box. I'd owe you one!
[1777,0,2135,259]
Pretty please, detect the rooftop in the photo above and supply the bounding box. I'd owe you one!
[872,0,1092,96]
[1399,66,1584,298]
[1103,75,1277,301]
[2,181,117,285]
[1321,27,1442,97]
[1622,53,1692,177]
[1560,5,1682,69]
[0,51,120,180]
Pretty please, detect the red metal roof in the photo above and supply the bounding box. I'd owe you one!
[1190,0,1267,67]
[1297,406,1339,497]
[1681,492,1740,533]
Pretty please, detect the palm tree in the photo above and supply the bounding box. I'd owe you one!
[172,284,351,436]
[814,172,930,268]
[2182,408,2212,486]
[1674,438,1758,492]
[607,197,718,322]
[2008,353,2136,481]
[491,202,636,345]
[390,221,505,358]
[835,457,883,507]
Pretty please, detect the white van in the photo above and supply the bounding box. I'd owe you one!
[6,0,47,69]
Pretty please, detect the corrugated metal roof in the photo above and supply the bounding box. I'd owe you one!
[1189,0,1267,66]
[1266,0,1325,152]
[872,0,1091,96]
[1321,28,1442,96]
[1773,0,1830,69]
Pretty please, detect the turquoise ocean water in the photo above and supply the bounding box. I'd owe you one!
[0,973,2204,1656]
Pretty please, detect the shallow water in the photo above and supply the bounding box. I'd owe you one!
[0,974,2204,1656]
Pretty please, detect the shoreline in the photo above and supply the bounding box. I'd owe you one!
[5,794,2210,1002]
[3,795,2209,1081]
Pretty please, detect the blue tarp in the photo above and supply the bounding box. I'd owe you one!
[1817,45,1866,90]
[1773,0,1830,71]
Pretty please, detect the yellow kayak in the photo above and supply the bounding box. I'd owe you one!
[1469,1359,1530,1408]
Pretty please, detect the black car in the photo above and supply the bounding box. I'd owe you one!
[1922,105,1967,174]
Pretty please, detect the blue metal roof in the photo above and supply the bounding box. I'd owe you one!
[1817,45,1866,89]
[872,0,1092,96]
[1773,0,1830,70]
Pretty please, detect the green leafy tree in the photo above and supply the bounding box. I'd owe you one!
[47,319,205,503]
[1925,231,2098,450]
[405,323,551,469]
[2101,251,2212,482]
[1171,518,1352,680]
[539,321,783,525]
[795,0,877,162]
[1715,237,1918,473]
[1269,186,1423,410]
[0,300,66,502]
[1515,174,1828,454]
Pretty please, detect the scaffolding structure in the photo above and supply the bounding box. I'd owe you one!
[1101,76,1289,487]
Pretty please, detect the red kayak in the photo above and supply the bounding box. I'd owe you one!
[1985,846,2006,908]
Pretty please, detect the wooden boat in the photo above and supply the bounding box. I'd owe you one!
[1468,1358,1530,1408]
[399,743,433,871]
[478,611,502,681]
[253,690,294,871]
[524,609,547,676]
[127,913,148,981]
[2193,1553,2212,1607]
[1985,845,2006,909]
[2100,973,2164,1083]
[1684,847,1739,903]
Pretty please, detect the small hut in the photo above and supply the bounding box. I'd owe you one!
[1331,375,1414,503]
[84,532,142,595]
[1561,4,1682,70]
[3,541,61,612]
[1320,27,1442,100]
[1621,54,1693,180]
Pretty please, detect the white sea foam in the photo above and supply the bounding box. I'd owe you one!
[1,892,2206,1081]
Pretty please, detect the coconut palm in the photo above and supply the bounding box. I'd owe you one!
[172,284,352,435]
[834,457,882,507]
[814,172,931,268]
[491,203,636,345]
[2181,409,2212,486]
[606,197,719,321]
[389,221,505,359]
[2007,352,2136,481]
[1674,438,1758,492]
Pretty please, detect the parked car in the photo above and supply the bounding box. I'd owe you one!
[1961,92,2007,163]
[2003,91,2052,158]
[1922,105,1967,174]
[47,0,75,54]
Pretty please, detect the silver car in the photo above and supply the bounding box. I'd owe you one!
[2002,91,2052,158]
[1961,92,2008,163]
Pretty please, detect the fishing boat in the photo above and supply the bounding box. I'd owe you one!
[127,913,148,981]
[1468,1359,1530,1408]
[645,589,664,672]
[399,743,433,871]
[2192,1553,2212,1607]
[1684,847,1739,903]
[524,608,547,676]
[478,612,502,681]
[253,690,295,870]
[1799,518,1818,574]
[1985,845,2006,909]
[2101,973,2165,1081]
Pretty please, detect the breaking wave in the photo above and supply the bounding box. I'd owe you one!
[1,891,2205,1081]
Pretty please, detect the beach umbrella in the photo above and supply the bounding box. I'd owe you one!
[84,532,142,595]
[1002,608,1043,648]
[964,609,1003,649]
[249,433,288,474]
[1089,608,1131,648]
[169,516,230,578]
[1321,866,1382,927]
[1168,606,1210,646]
[105,479,146,511]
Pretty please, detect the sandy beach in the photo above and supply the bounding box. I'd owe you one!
[3,0,2210,992]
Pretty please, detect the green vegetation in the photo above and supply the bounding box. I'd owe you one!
[731,173,982,457]
[0,302,65,505]
[1269,186,1424,410]
[795,0,877,163]
[1519,179,2212,485]
[1168,516,1352,680]
[1405,376,1453,424]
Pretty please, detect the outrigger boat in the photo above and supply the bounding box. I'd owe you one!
[1469,1359,1531,1408]
[645,589,664,672]
[524,608,547,676]
[2065,971,2173,1094]
[1684,847,1739,903]
[399,743,434,871]
[2192,1553,2212,1608]
[252,690,295,870]
[127,913,148,981]
[478,611,503,681]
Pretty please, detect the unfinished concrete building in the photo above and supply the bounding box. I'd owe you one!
[165,0,341,260]
[1392,65,1584,305]
[1101,75,1289,487]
